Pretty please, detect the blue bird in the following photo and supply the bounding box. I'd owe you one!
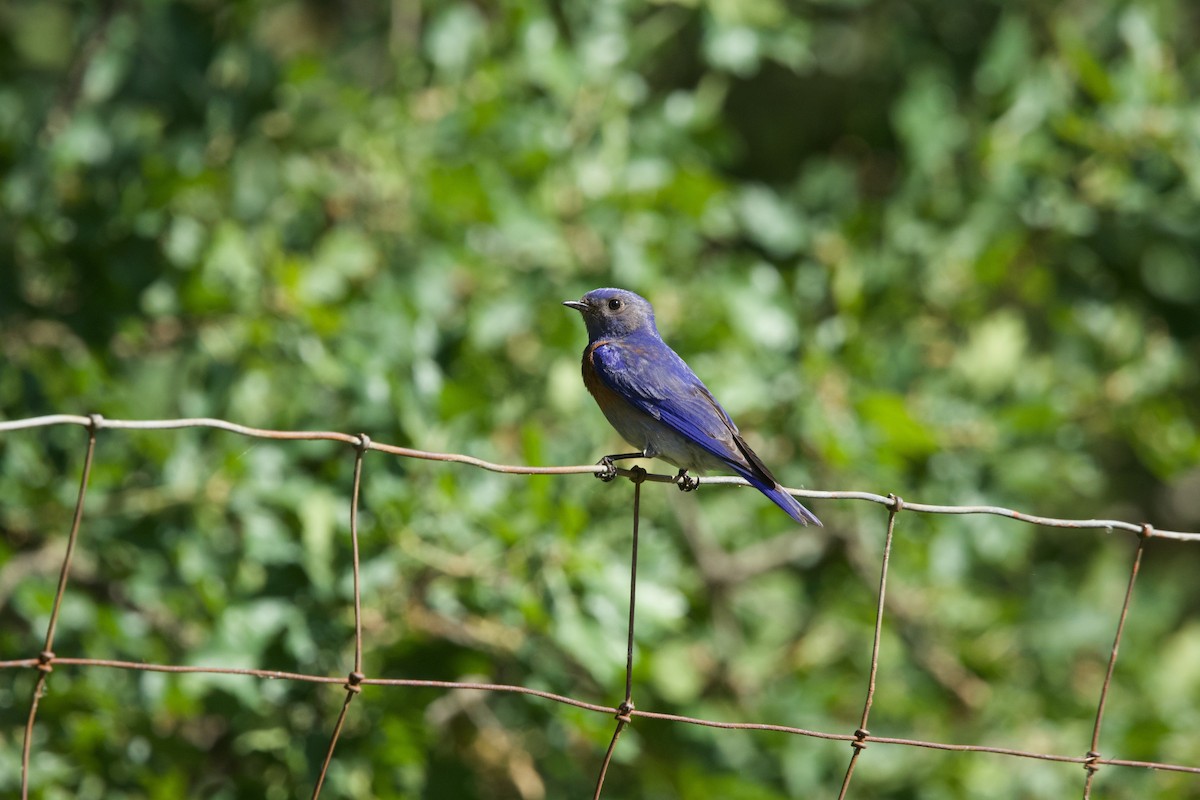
[564,288,821,526]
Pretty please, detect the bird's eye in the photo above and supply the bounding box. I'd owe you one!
[607,298,623,311]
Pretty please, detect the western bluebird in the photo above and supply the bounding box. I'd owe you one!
[564,288,821,526]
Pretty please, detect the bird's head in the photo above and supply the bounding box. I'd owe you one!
[563,288,658,340]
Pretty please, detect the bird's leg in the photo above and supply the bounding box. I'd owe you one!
[675,469,700,492]
[596,451,647,482]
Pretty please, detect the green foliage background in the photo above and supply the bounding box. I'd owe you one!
[3,0,1200,797]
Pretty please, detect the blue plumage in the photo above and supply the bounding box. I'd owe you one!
[565,288,821,527]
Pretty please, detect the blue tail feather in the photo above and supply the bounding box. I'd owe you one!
[734,465,822,526]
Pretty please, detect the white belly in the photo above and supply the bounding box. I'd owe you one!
[600,405,729,473]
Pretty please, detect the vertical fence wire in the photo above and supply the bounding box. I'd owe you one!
[310,434,371,799]
[592,465,647,800]
[1082,527,1149,799]
[20,417,98,800]
[836,494,902,799]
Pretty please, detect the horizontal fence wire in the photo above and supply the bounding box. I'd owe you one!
[3,414,1199,799]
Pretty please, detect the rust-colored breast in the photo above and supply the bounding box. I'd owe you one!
[582,340,624,407]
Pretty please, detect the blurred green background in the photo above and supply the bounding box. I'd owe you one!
[3,0,1200,797]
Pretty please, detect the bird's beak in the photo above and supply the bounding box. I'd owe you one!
[562,300,589,312]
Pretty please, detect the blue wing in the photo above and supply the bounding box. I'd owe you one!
[590,334,742,459]
[591,334,821,526]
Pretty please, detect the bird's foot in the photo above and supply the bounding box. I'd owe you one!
[596,456,618,482]
[595,452,646,482]
[675,469,700,492]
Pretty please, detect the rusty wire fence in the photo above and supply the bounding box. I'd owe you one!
[2,414,1200,799]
